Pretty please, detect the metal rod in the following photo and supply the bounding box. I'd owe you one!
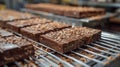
[99,40,120,47]
[86,45,116,55]
[92,43,120,53]
[40,56,59,67]
[78,48,108,59]
[71,51,104,64]
[48,53,74,67]
[101,37,120,44]
[62,54,90,67]
[95,41,120,51]
[102,36,120,41]
[35,45,74,67]
[32,57,50,67]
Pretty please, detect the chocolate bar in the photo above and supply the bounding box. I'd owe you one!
[25,3,105,18]
[39,27,101,53]
[0,36,34,65]
[0,9,36,28]
[7,18,52,33]
[21,22,71,41]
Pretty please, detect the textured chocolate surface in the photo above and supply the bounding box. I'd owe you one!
[0,9,36,22]
[0,35,34,65]
[39,27,101,53]
[42,27,84,44]
[73,27,101,44]
[0,9,36,28]
[7,18,52,33]
[25,3,105,18]
[21,22,71,41]
[42,27,101,44]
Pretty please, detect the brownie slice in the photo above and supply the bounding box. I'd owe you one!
[0,10,36,21]
[74,27,101,44]
[64,7,105,18]
[63,7,83,18]
[0,9,36,28]
[7,18,52,33]
[21,22,71,41]
[25,3,105,18]
[63,27,101,44]
[39,27,101,53]
[0,36,34,66]
[39,27,85,53]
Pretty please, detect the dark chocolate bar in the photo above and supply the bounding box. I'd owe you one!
[0,9,36,28]
[25,3,105,18]
[21,22,71,41]
[7,18,52,33]
[39,27,101,53]
[0,36,34,65]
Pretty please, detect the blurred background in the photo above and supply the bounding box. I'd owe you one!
[1,0,120,12]
[0,0,120,33]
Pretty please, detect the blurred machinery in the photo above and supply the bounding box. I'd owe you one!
[4,0,25,10]
[2,0,120,12]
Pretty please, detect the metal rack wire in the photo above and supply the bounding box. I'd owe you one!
[3,31,120,67]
